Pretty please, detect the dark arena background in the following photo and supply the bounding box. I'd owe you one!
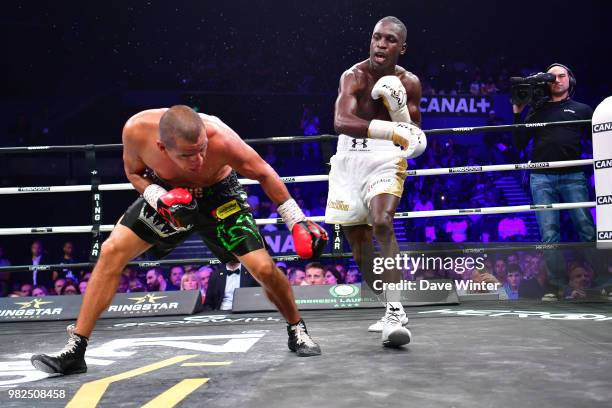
[1,1,611,407]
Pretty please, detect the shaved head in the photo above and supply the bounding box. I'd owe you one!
[376,16,407,43]
[159,105,205,148]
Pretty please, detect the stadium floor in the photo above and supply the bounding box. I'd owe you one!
[1,300,611,408]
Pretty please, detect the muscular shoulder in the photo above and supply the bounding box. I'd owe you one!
[199,113,234,141]
[395,67,421,94]
[199,113,243,152]
[339,61,369,91]
[122,109,165,145]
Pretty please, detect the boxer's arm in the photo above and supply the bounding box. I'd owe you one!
[224,135,291,205]
[224,127,328,258]
[400,72,422,127]
[122,122,152,194]
[334,70,370,138]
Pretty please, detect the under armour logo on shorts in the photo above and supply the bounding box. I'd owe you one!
[351,138,368,149]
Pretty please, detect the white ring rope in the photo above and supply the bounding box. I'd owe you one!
[0,201,595,235]
[0,159,593,195]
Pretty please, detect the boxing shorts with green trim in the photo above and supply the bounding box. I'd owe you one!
[119,170,264,263]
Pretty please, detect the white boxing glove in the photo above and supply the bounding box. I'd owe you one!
[368,120,427,159]
[371,75,411,122]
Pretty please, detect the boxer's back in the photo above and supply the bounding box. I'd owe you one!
[124,109,232,188]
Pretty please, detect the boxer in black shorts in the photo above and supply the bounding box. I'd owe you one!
[120,170,263,262]
[31,106,327,376]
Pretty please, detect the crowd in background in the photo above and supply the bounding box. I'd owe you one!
[1,239,609,302]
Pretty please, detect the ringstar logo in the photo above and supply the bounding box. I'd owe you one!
[14,299,53,309]
[0,299,62,318]
[107,293,178,313]
[329,284,360,298]
[128,294,167,304]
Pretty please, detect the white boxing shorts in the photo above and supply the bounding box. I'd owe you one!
[324,134,408,225]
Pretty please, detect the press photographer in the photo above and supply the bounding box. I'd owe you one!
[512,63,595,297]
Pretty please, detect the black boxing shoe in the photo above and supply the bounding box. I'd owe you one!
[287,319,321,357]
[31,324,88,375]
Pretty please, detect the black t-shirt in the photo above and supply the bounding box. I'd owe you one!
[513,99,593,173]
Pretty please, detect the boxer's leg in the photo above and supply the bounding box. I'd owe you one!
[366,193,411,346]
[238,248,300,324]
[31,223,152,375]
[342,224,377,293]
[238,249,321,357]
[75,224,152,338]
[369,193,403,293]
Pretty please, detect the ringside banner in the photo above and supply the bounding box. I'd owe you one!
[592,96,612,249]
[232,280,459,312]
[0,290,203,322]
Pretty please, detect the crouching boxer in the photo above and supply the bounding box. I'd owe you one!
[31,105,327,375]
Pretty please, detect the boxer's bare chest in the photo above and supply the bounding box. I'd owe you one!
[355,77,393,121]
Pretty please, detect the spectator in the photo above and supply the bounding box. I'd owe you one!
[501,264,522,300]
[498,214,527,241]
[300,106,321,160]
[60,279,79,295]
[287,268,306,285]
[564,263,593,300]
[345,268,362,284]
[181,271,201,291]
[32,286,49,297]
[129,277,146,293]
[493,258,507,283]
[334,264,347,282]
[413,192,434,211]
[197,266,213,294]
[78,280,88,295]
[324,268,343,285]
[304,262,325,285]
[469,74,483,95]
[29,240,53,289]
[444,217,469,242]
[146,268,167,292]
[20,283,33,297]
[58,241,78,281]
[121,267,137,281]
[519,258,549,299]
[117,275,129,293]
[204,263,259,310]
[167,266,184,291]
[53,278,66,296]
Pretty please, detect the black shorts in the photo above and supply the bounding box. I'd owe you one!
[119,171,264,263]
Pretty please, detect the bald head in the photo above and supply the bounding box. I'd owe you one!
[376,16,407,43]
[159,105,205,148]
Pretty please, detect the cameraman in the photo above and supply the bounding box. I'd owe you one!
[512,63,595,295]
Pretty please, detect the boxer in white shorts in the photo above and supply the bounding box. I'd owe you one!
[325,16,426,347]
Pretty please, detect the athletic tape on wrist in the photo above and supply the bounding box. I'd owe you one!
[143,184,168,210]
[277,198,306,231]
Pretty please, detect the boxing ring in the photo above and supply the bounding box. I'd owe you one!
[1,116,611,408]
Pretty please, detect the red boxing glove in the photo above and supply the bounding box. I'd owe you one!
[156,188,198,229]
[292,220,329,259]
